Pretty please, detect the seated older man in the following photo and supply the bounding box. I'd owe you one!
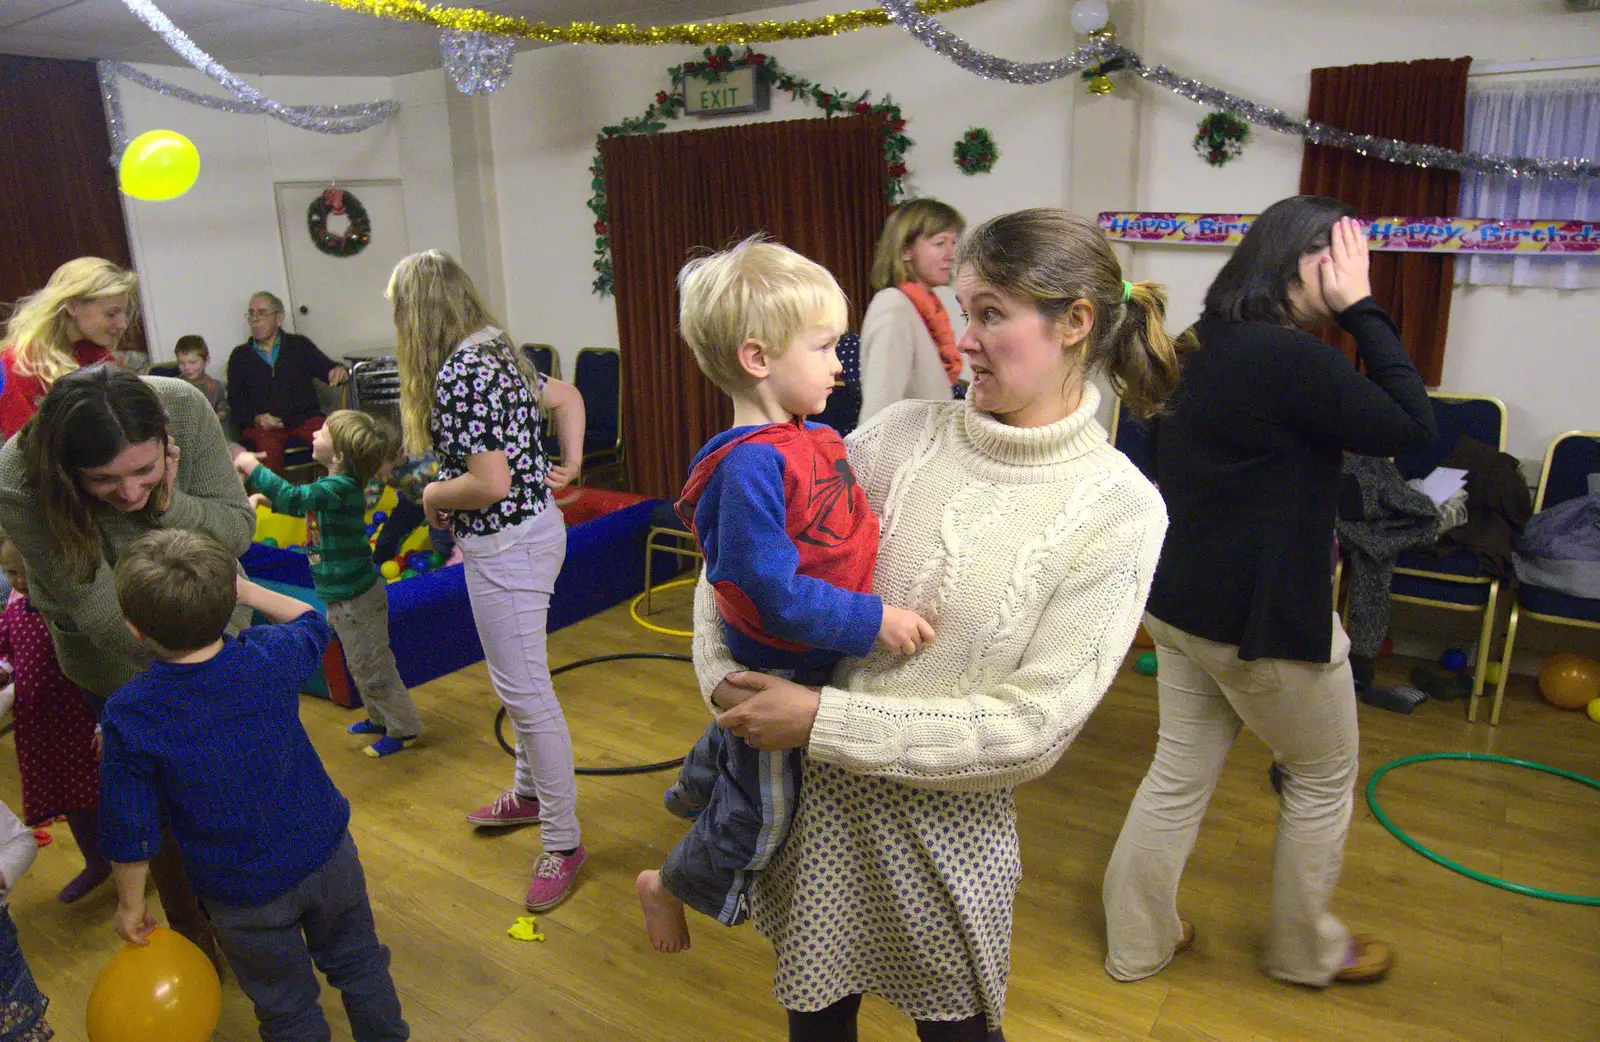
[227,292,347,475]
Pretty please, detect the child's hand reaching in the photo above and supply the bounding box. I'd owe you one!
[247,493,271,511]
[233,451,262,480]
[113,897,157,945]
[877,605,934,656]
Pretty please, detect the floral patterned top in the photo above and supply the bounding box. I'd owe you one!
[431,328,551,539]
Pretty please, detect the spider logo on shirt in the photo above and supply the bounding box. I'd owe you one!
[796,457,861,548]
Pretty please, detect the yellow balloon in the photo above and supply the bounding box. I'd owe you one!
[1588,697,1600,724]
[119,130,201,201]
[87,927,221,1042]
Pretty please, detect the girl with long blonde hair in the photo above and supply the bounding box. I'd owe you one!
[0,257,138,437]
[385,249,589,910]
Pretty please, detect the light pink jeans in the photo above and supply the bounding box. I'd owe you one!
[458,507,580,851]
[1103,613,1357,986]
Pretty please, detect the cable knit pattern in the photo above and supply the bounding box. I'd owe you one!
[695,382,1167,792]
[691,382,1166,1026]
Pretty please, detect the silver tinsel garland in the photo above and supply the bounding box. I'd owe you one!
[879,0,1599,181]
[440,30,517,95]
[103,0,398,162]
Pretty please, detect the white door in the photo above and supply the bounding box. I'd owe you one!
[274,180,410,361]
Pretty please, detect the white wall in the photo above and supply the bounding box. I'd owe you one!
[1124,0,1600,462]
[484,0,1074,375]
[118,66,458,374]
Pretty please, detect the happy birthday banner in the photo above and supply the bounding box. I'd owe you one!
[1099,212,1600,255]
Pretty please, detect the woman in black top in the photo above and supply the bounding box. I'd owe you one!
[1102,197,1434,988]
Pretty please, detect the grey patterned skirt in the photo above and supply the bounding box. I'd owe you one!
[750,758,1020,1029]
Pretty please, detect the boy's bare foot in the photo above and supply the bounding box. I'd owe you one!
[636,869,691,953]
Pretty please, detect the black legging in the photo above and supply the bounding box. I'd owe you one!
[787,995,1003,1042]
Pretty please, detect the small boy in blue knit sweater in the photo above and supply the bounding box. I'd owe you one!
[100,529,408,1042]
[635,238,934,954]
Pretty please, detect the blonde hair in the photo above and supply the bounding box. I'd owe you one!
[869,199,966,291]
[323,409,398,485]
[959,208,1194,419]
[386,250,542,454]
[678,236,849,395]
[115,530,238,654]
[3,257,138,386]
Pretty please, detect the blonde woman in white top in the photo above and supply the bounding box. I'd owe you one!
[858,199,966,424]
[696,209,1183,1041]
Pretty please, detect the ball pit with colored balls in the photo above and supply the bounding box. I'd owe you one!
[401,569,418,580]
[428,551,446,568]
[1134,651,1158,676]
[372,511,388,525]
[365,523,377,537]
[261,537,279,548]
[406,551,430,572]
[380,561,401,580]
[1440,648,1469,673]
[1538,652,1600,711]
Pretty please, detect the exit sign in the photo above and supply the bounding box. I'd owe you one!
[682,67,770,117]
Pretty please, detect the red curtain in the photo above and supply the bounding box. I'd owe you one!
[602,114,890,500]
[1299,57,1470,385]
[0,55,139,343]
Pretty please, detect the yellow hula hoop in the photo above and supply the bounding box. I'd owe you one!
[629,578,696,638]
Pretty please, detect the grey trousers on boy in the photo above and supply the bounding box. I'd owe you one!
[326,580,423,739]
[203,831,408,1042]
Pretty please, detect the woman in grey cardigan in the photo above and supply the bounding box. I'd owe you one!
[0,364,254,972]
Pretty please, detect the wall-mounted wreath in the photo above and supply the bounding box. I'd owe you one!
[308,187,371,257]
[953,127,999,174]
[1194,111,1250,168]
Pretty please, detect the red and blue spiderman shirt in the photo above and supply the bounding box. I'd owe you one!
[675,417,882,676]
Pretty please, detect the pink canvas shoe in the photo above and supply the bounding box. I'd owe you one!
[466,790,541,828]
[525,845,586,911]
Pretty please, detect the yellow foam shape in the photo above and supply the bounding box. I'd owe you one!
[506,915,544,942]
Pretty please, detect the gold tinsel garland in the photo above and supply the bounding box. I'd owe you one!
[302,0,992,45]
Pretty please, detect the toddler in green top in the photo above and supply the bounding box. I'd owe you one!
[234,410,423,757]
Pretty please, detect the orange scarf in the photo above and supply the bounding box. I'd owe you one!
[897,282,962,385]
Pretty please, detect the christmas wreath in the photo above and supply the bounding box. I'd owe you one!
[307,187,371,257]
[588,45,912,296]
[1194,111,1250,168]
[953,127,998,175]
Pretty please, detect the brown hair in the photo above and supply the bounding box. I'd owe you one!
[21,366,171,583]
[323,409,398,485]
[173,334,209,360]
[115,529,238,654]
[870,198,966,291]
[959,208,1194,418]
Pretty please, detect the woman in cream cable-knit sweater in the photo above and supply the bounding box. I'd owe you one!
[698,209,1185,1041]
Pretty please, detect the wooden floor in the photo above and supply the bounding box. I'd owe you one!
[4,585,1598,1041]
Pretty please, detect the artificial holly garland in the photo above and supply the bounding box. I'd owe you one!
[1194,111,1250,168]
[953,127,998,174]
[588,45,913,296]
[307,187,371,257]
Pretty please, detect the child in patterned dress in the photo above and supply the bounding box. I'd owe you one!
[634,238,933,953]
[0,538,107,903]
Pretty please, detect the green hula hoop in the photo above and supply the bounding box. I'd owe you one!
[1365,752,1600,906]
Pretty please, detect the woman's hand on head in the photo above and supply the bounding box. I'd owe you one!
[713,671,820,751]
[1319,216,1372,314]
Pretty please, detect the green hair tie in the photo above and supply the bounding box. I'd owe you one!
[1122,280,1134,303]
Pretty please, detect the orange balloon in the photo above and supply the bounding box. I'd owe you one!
[1537,652,1600,711]
[86,927,221,1042]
